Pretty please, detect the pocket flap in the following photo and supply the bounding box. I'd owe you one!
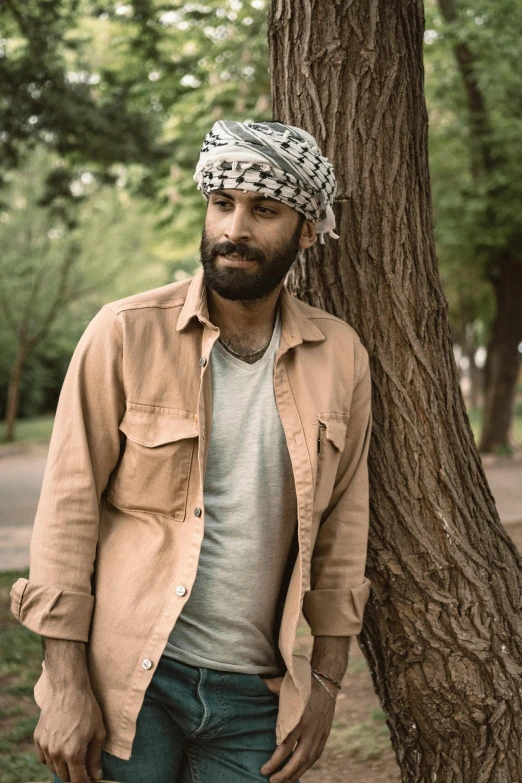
[317,413,349,452]
[119,406,199,447]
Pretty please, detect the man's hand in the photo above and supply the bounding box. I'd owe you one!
[260,675,285,696]
[34,683,106,783]
[259,675,337,782]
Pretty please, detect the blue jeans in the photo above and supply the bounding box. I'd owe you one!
[52,654,299,782]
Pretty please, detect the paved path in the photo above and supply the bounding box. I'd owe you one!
[0,444,50,570]
[1,444,521,571]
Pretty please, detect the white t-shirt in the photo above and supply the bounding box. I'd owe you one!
[163,304,298,675]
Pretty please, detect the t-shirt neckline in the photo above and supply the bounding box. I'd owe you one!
[213,305,281,373]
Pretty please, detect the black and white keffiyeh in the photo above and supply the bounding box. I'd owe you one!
[193,120,339,244]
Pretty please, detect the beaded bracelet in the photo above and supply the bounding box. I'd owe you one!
[311,671,336,701]
[311,668,342,690]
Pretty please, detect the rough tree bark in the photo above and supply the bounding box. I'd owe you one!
[438,0,522,454]
[268,1,522,781]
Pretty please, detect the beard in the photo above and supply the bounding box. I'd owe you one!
[199,216,304,302]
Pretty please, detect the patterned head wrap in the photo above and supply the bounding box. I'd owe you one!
[193,120,339,244]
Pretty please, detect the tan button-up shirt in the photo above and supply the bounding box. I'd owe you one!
[10,268,372,761]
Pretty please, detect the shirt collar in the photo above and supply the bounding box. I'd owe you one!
[176,268,325,348]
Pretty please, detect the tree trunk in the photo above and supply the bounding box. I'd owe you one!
[268,1,522,781]
[4,345,26,442]
[479,257,522,453]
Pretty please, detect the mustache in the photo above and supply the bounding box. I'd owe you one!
[212,242,264,263]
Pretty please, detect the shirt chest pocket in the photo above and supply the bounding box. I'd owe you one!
[314,412,349,511]
[106,406,199,522]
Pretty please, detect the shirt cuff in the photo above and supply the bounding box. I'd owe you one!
[10,578,94,642]
[302,577,372,636]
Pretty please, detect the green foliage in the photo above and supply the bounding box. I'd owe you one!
[0,0,165,180]
[2,0,521,423]
[118,0,272,252]
[0,145,171,419]
[1,0,271,230]
[424,0,522,339]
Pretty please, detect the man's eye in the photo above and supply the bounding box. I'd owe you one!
[213,200,275,215]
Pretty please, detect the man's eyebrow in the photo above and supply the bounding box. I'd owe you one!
[210,189,281,205]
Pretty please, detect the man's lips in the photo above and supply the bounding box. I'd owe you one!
[217,253,257,268]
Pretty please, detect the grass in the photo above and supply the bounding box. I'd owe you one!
[329,706,391,761]
[0,415,55,448]
[347,657,369,674]
[0,568,53,783]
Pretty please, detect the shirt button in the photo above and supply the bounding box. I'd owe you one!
[176,585,187,596]
[194,507,202,517]
[199,357,207,366]
[142,658,152,670]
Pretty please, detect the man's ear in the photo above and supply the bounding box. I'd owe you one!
[300,219,317,249]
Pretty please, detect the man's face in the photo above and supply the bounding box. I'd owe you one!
[199,188,308,301]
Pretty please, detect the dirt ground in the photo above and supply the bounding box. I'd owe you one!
[299,633,402,783]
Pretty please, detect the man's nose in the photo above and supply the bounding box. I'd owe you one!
[224,206,252,244]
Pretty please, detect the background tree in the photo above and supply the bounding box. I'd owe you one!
[112,0,272,247]
[424,0,522,452]
[269,0,522,780]
[0,0,270,225]
[0,146,165,439]
[422,9,494,412]
[3,0,520,451]
[1,0,273,434]
[0,0,165,182]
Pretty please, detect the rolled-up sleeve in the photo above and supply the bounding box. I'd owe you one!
[10,305,125,641]
[302,340,372,637]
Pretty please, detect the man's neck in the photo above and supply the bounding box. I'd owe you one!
[206,282,283,346]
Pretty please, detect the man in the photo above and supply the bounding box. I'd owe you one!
[10,120,373,783]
